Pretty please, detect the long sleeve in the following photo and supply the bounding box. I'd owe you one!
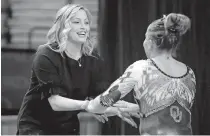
[86,60,146,113]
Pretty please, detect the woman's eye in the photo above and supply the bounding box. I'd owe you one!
[73,21,79,24]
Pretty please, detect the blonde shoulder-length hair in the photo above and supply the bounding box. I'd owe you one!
[46,4,97,57]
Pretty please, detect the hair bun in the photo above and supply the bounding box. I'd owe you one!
[164,13,191,35]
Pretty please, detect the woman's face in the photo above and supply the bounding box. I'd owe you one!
[68,9,90,44]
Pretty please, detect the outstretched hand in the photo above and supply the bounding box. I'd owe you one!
[113,100,140,118]
[84,98,138,128]
[117,108,138,128]
[83,98,108,123]
[91,113,108,123]
[105,106,138,128]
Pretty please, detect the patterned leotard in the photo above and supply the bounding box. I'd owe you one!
[99,59,196,135]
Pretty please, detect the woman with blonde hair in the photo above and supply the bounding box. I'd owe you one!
[85,13,196,135]
[17,4,136,135]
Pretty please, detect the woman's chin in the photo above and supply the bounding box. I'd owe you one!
[76,38,87,44]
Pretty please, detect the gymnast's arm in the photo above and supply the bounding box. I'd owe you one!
[86,62,142,114]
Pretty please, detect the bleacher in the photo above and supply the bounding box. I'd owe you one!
[8,0,66,49]
[6,0,98,49]
[2,0,100,135]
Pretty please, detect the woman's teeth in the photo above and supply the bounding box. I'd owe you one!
[77,32,86,36]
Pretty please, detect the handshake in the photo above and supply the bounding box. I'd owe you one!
[82,99,140,128]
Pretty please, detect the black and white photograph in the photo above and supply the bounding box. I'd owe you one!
[1,0,210,135]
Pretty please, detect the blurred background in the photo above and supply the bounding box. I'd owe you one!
[1,0,210,135]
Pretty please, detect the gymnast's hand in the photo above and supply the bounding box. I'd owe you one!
[90,113,109,123]
[85,99,137,128]
[113,100,140,118]
[103,106,138,128]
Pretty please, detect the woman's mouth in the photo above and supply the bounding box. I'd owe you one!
[77,31,86,37]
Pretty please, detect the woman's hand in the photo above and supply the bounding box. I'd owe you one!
[81,100,90,109]
[85,96,107,114]
[83,99,108,123]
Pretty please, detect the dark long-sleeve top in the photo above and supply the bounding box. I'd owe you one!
[17,42,109,134]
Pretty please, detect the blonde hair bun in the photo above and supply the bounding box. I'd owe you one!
[164,13,191,36]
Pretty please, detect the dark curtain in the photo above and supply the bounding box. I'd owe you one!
[98,0,210,135]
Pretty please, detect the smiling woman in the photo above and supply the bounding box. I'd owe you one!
[16,4,120,135]
[68,10,90,43]
[46,4,94,58]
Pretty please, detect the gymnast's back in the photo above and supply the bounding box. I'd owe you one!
[130,59,196,135]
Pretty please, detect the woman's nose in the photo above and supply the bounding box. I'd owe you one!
[80,22,89,30]
[80,22,86,29]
